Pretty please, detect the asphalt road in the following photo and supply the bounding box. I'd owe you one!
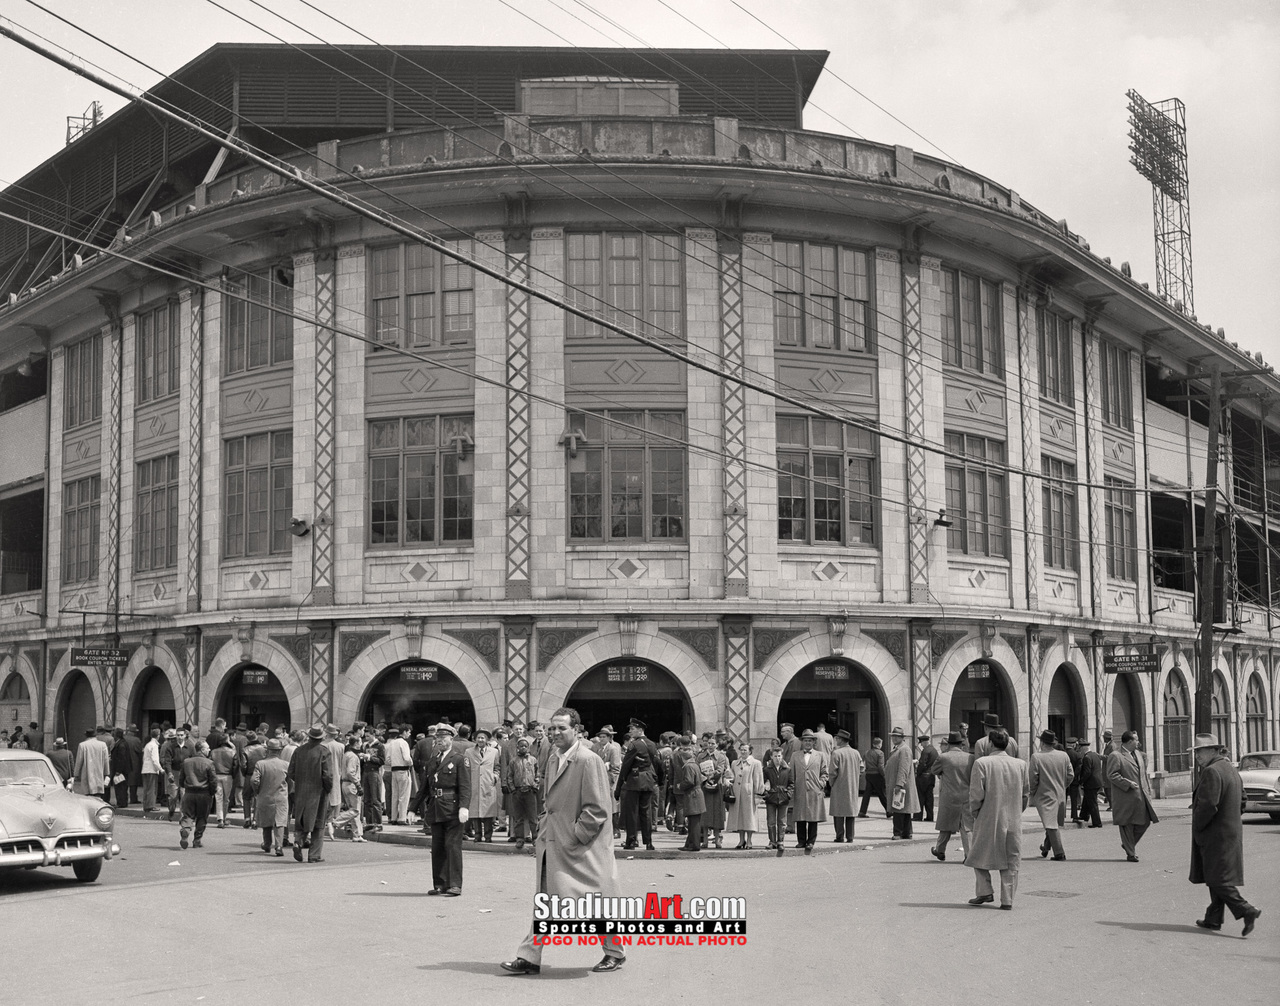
[1,813,1275,1004]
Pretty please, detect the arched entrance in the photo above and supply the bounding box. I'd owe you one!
[0,672,31,733]
[778,658,887,748]
[1111,673,1143,738]
[129,666,176,737]
[1047,664,1087,742]
[361,661,477,734]
[57,670,97,756]
[218,664,290,736]
[949,659,1016,744]
[564,659,692,739]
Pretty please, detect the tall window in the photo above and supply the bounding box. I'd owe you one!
[566,410,685,542]
[1246,675,1267,752]
[368,415,474,545]
[940,268,1002,377]
[135,453,179,572]
[1210,674,1231,750]
[565,232,682,341]
[776,416,876,545]
[1105,478,1137,580]
[223,431,292,558]
[772,240,873,352]
[62,475,100,583]
[1041,456,1079,571]
[1163,672,1192,772]
[137,301,180,404]
[944,432,1008,557]
[224,268,294,373]
[64,334,102,429]
[1037,309,1073,405]
[1099,340,1133,430]
[370,240,475,348]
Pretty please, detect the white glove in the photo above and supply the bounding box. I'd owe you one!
[458,808,469,824]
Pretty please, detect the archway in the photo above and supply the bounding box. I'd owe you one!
[1161,670,1191,773]
[949,658,1016,743]
[564,659,692,738]
[128,666,176,737]
[1245,674,1268,753]
[217,663,291,736]
[0,672,32,735]
[1210,672,1231,750]
[57,670,98,756]
[778,657,888,749]
[1111,673,1144,738]
[1047,663,1087,742]
[361,661,477,734]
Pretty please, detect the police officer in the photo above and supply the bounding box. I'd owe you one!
[426,723,471,897]
[616,718,664,850]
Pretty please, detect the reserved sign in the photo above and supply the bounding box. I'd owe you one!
[813,665,849,681]
[607,665,649,683]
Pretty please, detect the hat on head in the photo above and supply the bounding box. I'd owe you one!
[1040,729,1057,745]
[835,728,851,742]
[246,732,259,744]
[890,726,906,738]
[715,728,727,736]
[54,737,66,747]
[598,725,614,736]
[800,729,816,739]
[780,722,794,730]
[918,733,929,742]
[1190,733,1220,751]
[236,722,248,731]
[946,731,962,746]
[1103,728,1113,737]
[325,723,340,735]
[1065,737,1077,745]
[516,736,530,747]
[386,728,400,737]
[164,729,176,739]
[474,729,490,740]
[266,738,284,751]
[307,726,324,740]
[982,713,1001,729]
[629,717,646,731]
[435,723,457,737]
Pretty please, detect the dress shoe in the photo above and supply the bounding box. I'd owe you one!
[930,847,945,861]
[274,850,284,857]
[998,904,1012,911]
[622,843,637,851]
[500,957,541,975]
[1039,842,1050,858]
[1052,854,1067,861]
[775,845,784,858]
[680,846,700,853]
[1194,919,1221,932]
[592,955,624,973]
[507,836,518,843]
[427,888,443,895]
[1242,909,1261,937]
[308,857,324,863]
[516,840,526,850]
[192,839,202,848]
[293,847,304,862]
[645,844,655,851]
[442,888,461,897]
[804,844,813,856]
[1126,854,1139,863]
[180,835,189,850]
[968,895,994,906]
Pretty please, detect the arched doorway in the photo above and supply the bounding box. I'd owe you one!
[361,661,477,734]
[778,658,887,749]
[0,672,31,734]
[564,659,692,739]
[129,666,176,737]
[1246,675,1267,752]
[1210,673,1231,750]
[218,664,290,736]
[1047,664,1086,742]
[949,659,1016,744]
[57,670,97,756]
[1111,673,1143,738]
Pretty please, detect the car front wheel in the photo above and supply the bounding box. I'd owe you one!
[72,857,103,882]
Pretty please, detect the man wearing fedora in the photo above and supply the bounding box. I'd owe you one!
[930,732,973,861]
[1106,729,1158,862]
[251,737,290,856]
[616,718,663,851]
[1029,730,1074,860]
[970,712,1018,766]
[789,729,829,853]
[287,726,335,863]
[1078,738,1106,828]
[827,728,862,842]
[885,726,920,839]
[914,733,939,823]
[1189,734,1261,936]
[965,728,1028,909]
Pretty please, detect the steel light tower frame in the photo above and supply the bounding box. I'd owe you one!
[1127,89,1194,316]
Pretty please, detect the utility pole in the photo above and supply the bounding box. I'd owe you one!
[1194,364,1222,736]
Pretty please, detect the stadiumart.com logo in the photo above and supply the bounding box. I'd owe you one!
[531,892,747,936]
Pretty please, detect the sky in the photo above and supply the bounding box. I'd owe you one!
[0,0,1276,361]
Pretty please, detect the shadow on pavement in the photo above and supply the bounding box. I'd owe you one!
[418,961,590,980]
[348,891,437,897]
[898,902,985,910]
[1096,921,1213,935]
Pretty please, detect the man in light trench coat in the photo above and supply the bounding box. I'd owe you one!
[789,729,829,854]
[501,707,627,976]
[930,731,972,861]
[965,728,1029,909]
[1029,729,1074,861]
[827,729,862,843]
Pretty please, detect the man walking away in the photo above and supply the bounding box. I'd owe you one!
[252,738,291,856]
[179,741,217,850]
[616,718,663,851]
[931,732,972,861]
[141,727,162,813]
[1029,730,1073,861]
[1190,735,1262,937]
[858,738,887,818]
[288,726,335,863]
[965,729,1028,910]
[828,729,862,843]
[1106,729,1159,862]
[914,734,939,822]
[210,736,237,827]
[1065,736,1084,826]
[73,727,111,799]
[1079,740,1104,828]
[47,737,73,788]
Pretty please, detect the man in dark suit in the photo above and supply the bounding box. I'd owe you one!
[616,717,663,851]
[914,733,939,822]
[1078,739,1105,828]
[1189,734,1261,936]
[1106,729,1158,862]
[426,723,471,896]
[1064,736,1084,825]
[287,726,334,863]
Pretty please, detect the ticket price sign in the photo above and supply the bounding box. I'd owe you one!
[400,666,439,682]
[966,662,991,679]
[241,669,270,685]
[1103,652,1159,675]
[813,664,850,681]
[607,665,649,684]
[70,647,129,668]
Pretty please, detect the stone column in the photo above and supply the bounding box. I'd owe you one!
[309,622,334,726]
[332,245,367,605]
[101,303,123,615]
[183,626,201,725]
[502,233,533,600]
[311,252,338,605]
[910,619,933,739]
[199,284,223,610]
[1027,623,1043,743]
[722,615,751,738]
[875,248,907,603]
[1016,287,1038,611]
[684,228,722,600]
[179,287,204,612]
[1083,329,1105,618]
[527,228,567,598]
[719,238,749,598]
[901,256,930,602]
[503,616,533,723]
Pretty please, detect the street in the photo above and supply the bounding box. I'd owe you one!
[0,810,1275,1004]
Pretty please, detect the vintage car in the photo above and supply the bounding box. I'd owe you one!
[0,749,120,882]
[1238,751,1280,822]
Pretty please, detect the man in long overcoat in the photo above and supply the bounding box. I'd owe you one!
[251,738,290,855]
[1189,734,1261,936]
[1030,730,1074,860]
[931,732,972,861]
[914,734,939,822]
[789,729,829,854]
[72,727,111,799]
[501,707,627,976]
[965,729,1029,909]
[287,726,334,863]
[885,726,920,840]
[1106,729,1158,862]
[1079,740,1105,828]
[828,729,862,843]
[1064,736,1084,826]
[673,735,706,852]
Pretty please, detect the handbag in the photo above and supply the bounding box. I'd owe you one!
[722,780,736,804]
[891,785,906,811]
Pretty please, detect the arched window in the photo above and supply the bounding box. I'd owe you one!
[1210,674,1230,751]
[1246,676,1268,753]
[1162,671,1191,773]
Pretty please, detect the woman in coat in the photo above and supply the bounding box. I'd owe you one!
[466,732,501,841]
[697,733,730,848]
[762,743,793,852]
[672,737,706,852]
[726,741,764,848]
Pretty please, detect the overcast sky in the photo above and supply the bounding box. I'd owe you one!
[1,0,1276,361]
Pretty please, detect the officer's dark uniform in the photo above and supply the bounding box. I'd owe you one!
[427,738,472,895]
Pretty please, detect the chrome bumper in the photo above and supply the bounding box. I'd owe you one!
[0,834,118,868]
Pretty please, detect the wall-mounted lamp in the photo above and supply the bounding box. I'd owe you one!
[933,509,953,529]
[15,351,44,378]
[289,517,311,537]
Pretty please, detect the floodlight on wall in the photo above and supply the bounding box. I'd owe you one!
[289,517,311,537]
[15,351,44,378]
[933,509,953,529]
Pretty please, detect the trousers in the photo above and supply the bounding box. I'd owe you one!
[1080,788,1102,827]
[509,791,537,842]
[297,801,328,861]
[681,813,703,850]
[620,789,654,846]
[796,820,818,846]
[141,773,158,812]
[516,853,625,965]
[1204,884,1257,926]
[1040,828,1065,857]
[935,824,970,859]
[214,775,234,822]
[833,816,856,841]
[892,812,914,838]
[431,819,464,891]
[1118,822,1150,858]
[914,775,935,821]
[362,770,384,825]
[389,770,411,823]
[179,791,212,841]
[858,775,887,816]
[974,863,1019,906]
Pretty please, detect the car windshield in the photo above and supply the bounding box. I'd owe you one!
[1239,753,1280,771]
[0,760,59,786]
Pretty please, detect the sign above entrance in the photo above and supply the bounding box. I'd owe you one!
[70,647,129,668]
[813,664,849,681]
[400,666,439,682]
[606,665,649,683]
[241,669,270,685]
[966,662,991,679]
[1103,652,1159,674]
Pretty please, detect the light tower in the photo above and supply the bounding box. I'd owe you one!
[1126,90,1193,316]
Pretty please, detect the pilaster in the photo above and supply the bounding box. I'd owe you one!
[910,619,932,739]
[684,227,723,600]
[739,232,778,596]
[1084,328,1105,617]
[503,616,533,723]
[199,284,224,609]
[528,227,567,599]
[875,247,907,602]
[179,287,204,612]
[291,251,319,605]
[309,622,333,725]
[718,234,749,598]
[902,254,929,601]
[101,311,123,614]
[118,314,136,615]
[332,244,366,605]
[501,231,533,600]
[722,615,751,738]
[311,251,338,605]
